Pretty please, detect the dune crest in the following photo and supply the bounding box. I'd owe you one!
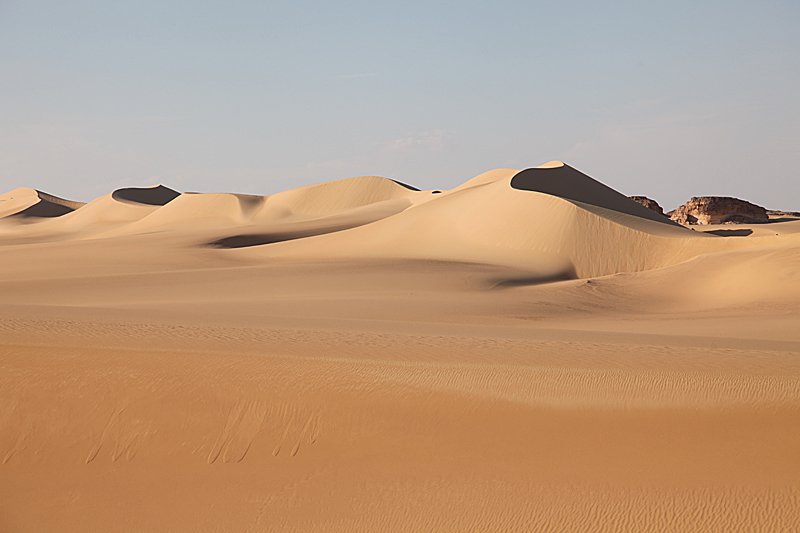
[32,189,174,236]
[247,163,723,280]
[96,176,424,240]
[106,192,267,234]
[0,187,84,220]
[535,159,566,169]
[263,175,422,218]
[449,168,519,192]
[511,163,680,226]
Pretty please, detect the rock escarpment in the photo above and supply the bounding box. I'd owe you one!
[628,196,665,216]
[767,210,800,218]
[669,197,768,225]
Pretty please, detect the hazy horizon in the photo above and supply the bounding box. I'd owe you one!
[2,0,798,210]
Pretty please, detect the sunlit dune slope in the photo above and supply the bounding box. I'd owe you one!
[97,175,427,241]
[246,163,751,280]
[1,164,796,285]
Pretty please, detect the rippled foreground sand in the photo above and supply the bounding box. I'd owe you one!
[1,163,799,531]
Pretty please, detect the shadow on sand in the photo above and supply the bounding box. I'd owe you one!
[112,185,180,206]
[704,229,754,237]
[13,201,75,218]
[511,164,682,227]
[208,222,364,249]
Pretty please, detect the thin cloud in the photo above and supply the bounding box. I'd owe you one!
[381,130,448,153]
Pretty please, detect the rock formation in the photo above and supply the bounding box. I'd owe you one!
[628,196,665,216]
[767,210,800,218]
[669,197,768,225]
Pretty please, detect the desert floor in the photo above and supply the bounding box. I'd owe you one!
[1,164,799,531]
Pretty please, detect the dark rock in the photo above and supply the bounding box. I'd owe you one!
[670,197,768,225]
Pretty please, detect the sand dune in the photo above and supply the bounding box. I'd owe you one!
[262,175,424,219]
[207,200,421,248]
[87,176,427,245]
[248,166,745,280]
[0,185,181,241]
[41,190,166,234]
[0,187,84,220]
[448,167,519,192]
[103,192,267,233]
[510,161,680,226]
[1,162,798,531]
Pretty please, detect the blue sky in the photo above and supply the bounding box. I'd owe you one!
[1,0,798,209]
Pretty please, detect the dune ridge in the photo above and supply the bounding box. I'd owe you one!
[248,169,746,281]
[1,165,794,281]
[0,187,84,220]
[510,161,681,226]
[262,175,424,218]
[0,175,431,243]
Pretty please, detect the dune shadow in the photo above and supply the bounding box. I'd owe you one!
[510,164,682,227]
[13,201,74,218]
[489,266,578,289]
[492,274,573,288]
[112,185,180,206]
[389,179,421,191]
[211,232,304,248]
[704,228,753,237]
[208,222,363,249]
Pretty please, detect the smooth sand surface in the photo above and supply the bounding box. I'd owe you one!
[1,164,799,531]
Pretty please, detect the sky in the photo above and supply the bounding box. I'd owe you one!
[1,0,798,209]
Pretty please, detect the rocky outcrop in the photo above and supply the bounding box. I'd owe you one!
[628,196,664,216]
[767,210,800,218]
[669,197,768,225]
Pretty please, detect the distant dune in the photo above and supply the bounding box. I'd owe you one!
[0,187,84,220]
[1,164,796,280]
[1,163,799,532]
[1,164,796,278]
[244,162,748,281]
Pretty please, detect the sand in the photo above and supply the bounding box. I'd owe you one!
[0,187,84,220]
[1,162,799,531]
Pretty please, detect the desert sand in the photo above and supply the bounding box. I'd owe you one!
[1,161,799,531]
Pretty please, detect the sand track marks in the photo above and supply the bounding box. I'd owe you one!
[207,400,321,464]
[84,405,153,464]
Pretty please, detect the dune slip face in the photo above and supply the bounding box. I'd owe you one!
[510,161,682,226]
[0,188,84,220]
[1,163,799,532]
